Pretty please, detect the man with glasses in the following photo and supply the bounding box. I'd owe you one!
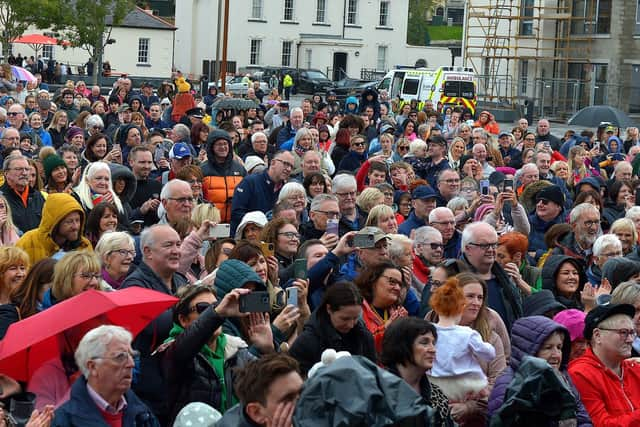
[159,179,195,224]
[528,185,565,262]
[461,222,522,331]
[302,194,341,246]
[435,168,460,205]
[52,325,159,426]
[17,192,91,263]
[399,185,440,237]
[231,150,295,234]
[0,127,20,150]
[121,224,189,424]
[412,226,444,292]
[569,304,640,425]
[332,174,364,235]
[429,206,462,259]
[0,154,45,232]
[552,202,601,269]
[7,104,30,134]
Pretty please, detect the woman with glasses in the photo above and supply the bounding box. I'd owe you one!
[541,255,587,311]
[261,218,300,282]
[337,134,368,172]
[85,114,105,138]
[162,284,256,422]
[276,182,309,225]
[395,137,411,159]
[42,251,106,309]
[94,231,135,289]
[354,260,408,355]
[176,165,205,205]
[85,201,119,247]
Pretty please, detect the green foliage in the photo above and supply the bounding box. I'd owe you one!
[0,0,59,58]
[426,25,463,40]
[407,0,432,46]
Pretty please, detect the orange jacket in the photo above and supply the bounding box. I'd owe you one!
[202,175,245,222]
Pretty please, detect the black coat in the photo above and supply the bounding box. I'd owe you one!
[288,309,376,375]
[0,182,45,233]
[162,306,254,424]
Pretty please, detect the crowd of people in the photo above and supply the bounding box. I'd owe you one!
[0,70,638,426]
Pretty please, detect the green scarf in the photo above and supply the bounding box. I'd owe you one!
[166,323,236,412]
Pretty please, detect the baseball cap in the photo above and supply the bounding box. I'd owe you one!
[498,131,512,139]
[412,185,439,201]
[118,103,132,113]
[355,226,389,244]
[169,143,192,160]
[583,303,635,340]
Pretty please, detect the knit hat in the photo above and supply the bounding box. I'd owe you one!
[65,126,84,142]
[523,289,566,317]
[244,155,266,174]
[553,309,586,342]
[601,258,640,287]
[173,402,221,427]
[474,204,495,222]
[214,259,265,299]
[535,185,565,208]
[42,153,67,181]
[488,171,505,188]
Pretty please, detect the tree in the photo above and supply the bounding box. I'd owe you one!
[0,0,59,59]
[51,0,135,85]
[407,0,432,46]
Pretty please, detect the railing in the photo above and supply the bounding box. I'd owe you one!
[360,68,387,81]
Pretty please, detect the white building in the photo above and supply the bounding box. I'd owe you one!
[175,0,460,81]
[7,7,175,78]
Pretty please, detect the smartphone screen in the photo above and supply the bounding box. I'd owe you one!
[326,219,339,235]
[293,259,307,280]
[286,287,298,306]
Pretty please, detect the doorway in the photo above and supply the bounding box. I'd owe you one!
[333,52,347,81]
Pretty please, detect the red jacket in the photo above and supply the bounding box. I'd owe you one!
[412,254,430,287]
[568,347,640,426]
[361,300,407,356]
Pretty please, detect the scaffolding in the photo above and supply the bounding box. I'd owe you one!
[463,0,596,117]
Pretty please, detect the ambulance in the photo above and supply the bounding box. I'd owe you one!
[377,66,477,114]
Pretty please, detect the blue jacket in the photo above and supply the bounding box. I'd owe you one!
[277,122,297,149]
[52,376,160,427]
[337,150,367,172]
[398,211,426,236]
[528,213,563,261]
[230,170,281,235]
[444,230,462,259]
[487,316,592,426]
[32,127,52,146]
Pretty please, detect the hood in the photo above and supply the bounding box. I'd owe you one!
[206,129,234,167]
[128,94,143,106]
[541,254,586,296]
[234,211,268,240]
[214,259,265,299]
[509,315,571,371]
[519,179,552,214]
[345,96,358,107]
[601,257,640,287]
[109,163,137,203]
[39,192,86,238]
[117,124,142,148]
[607,136,622,153]
[479,110,495,121]
[360,87,379,103]
[574,176,604,193]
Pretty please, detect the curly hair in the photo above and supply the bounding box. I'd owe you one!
[429,277,466,317]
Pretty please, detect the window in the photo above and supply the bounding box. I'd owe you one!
[42,45,54,60]
[571,0,610,34]
[377,46,387,70]
[305,49,312,69]
[250,39,262,65]
[251,0,263,19]
[347,0,358,24]
[637,0,640,33]
[283,0,294,21]
[316,0,326,22]
[519,60,528,95]
[520,0,534,35]
[137,38,149,64]
[282,41,292,66]
[379,1,390,26]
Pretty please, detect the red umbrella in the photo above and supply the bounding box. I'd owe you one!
[0,288,178,381]
[11,34,60,45]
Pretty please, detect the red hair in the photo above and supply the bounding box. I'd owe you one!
[335,128,351,148]
[498,232,529,255]
[429,277,465,317]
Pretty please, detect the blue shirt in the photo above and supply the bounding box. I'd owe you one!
[486,276,508,323]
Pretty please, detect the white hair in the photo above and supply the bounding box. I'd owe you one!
[409,139,427,155]
[388,233,413,262]
[569,202,600,224]
[413,226,443,249]
[447,196,469,212]
[626,206,640,221]
[94,231,135,264]
[160,179,191,201]
[461,221,496,249]
[428,206,454,224]
[74,162,124,214]
[172,123,190,140]
[139,224,175,256]
[75,325,133,378]
[332,173,357,193]
[310,193,338,212]
[277,182,306,203]
[592,234,622,256]
[251,131,267,143]
[85,114,104,130]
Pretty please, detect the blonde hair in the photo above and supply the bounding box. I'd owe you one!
[94,231,135,264]
[0,195,18,239]
[356,187,385,213]
[611,218,638,246]
[365,204,396,228]
[74,162,124,214]
[567,146,587,187]
[52,251,102,301]
[191,203,221,228]
[0,247,30,292]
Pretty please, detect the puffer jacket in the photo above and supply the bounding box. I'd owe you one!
[15,192,92,264]
[201,130,246,222]
[0,180,45,233]
[488,316,592,426]
[162,306,255,424]
[569,347,640,426]
[541,255,586,310]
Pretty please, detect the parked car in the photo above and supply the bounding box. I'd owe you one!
[211,76,269,95]
[332,77,378,101]
[255,67,334,94]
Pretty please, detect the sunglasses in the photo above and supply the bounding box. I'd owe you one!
[352,142,365,147]
[188,302,211,314]
[398,146,409,151]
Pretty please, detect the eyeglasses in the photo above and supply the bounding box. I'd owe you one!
[335,191,356,198]
[398,146,409,151]
[168,197,195,204]
[7,112,20,117]
[423,242,445,250]
[598,328,637,340]
[187,179,202,186]
[381,275,403,287]
[460,187,475,193]
[579,219,599,228]
[431,220,456,226]
[468,242,498,250]
[273,158,294,170]
[314,210,341,219]
[92,350,140,365]
[599,251,623,257]
[189,302,211,314]
[110,249,136,258]
[428,278,443,289]
[75,272,101,281]
[278,231,301,240]
[352,142,365,147]
[92,126,104,131]
[221,247,233,255]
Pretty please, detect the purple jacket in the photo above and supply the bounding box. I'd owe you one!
[487,316,592,426]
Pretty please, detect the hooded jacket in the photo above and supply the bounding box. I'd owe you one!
[473,111,500,135]
[234,211,268,240]
[357,87,380,120]
[109,163,136,227]
[343,96,359,115]
[16,193,92,264]
[488,316,592,426]
[201,130,246,222]
[541,255,586,310]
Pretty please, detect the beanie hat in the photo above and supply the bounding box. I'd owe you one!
[523,289,566,317]
[65,126,84,142]
[535,185,565,209]
[601,258,640,287]
[474,204,495,222]
[553,309,586,342]
[214,259,265,299]
[429,278,465,317]
[42,153,67,181]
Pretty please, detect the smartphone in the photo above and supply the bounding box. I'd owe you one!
[353,233,376,248]
[261,241,274,257]
[326,218,339,235]
[594,140,600,150]
[239,291,271,313]
[209,223,231,238]
[480,179,490,196]
[293,258,307,280]
[503,179,513,191]
[286,287,298,306]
